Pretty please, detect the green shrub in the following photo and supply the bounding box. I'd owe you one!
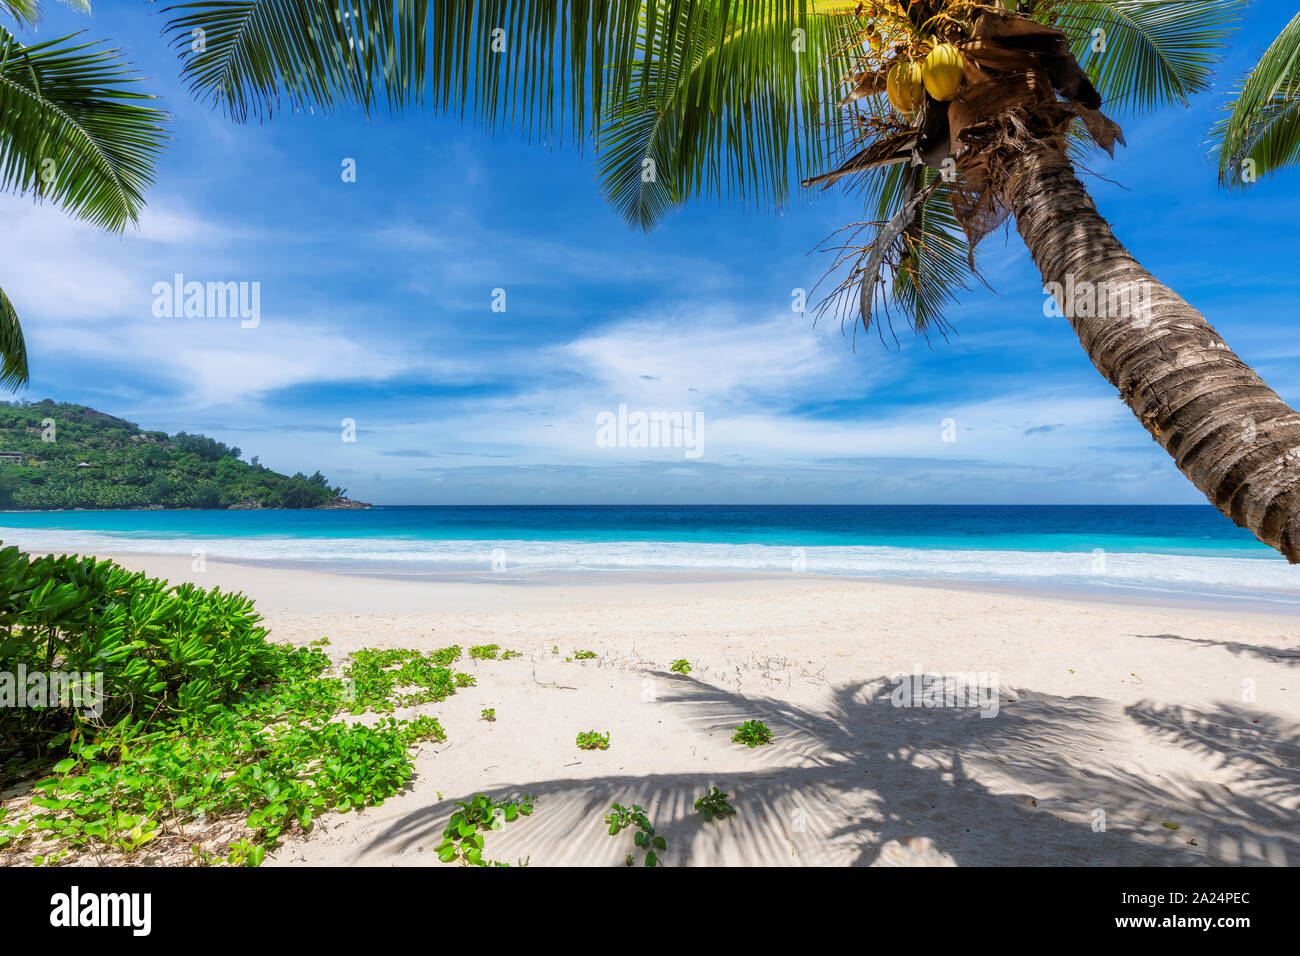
[606,802,664,867]
[0,545,279,753]
[338,646,461,713]
[435,793,534,866]
[694,786,737,821]
[0,544,460,865]
[731,720,774,748]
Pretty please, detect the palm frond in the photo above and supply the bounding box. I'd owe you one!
[0,25,168,230]
[861,162,971,341]
[1049,0,1244,114]
[889,178,971,338]
[1210,10,1300,186]
[596,1,852,229]
[2,2,94,29]
[163,2,855,224]
[2,2,41,26]
[0,285,29,390]
[1211,94,1300,187]
[161,0,429,123]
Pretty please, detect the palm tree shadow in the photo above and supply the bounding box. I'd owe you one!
[1125,700,1300,834]
[1134,632,1300,666]
[362,674,1300,866]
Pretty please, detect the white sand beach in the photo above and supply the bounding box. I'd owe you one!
[96,555,1300,866]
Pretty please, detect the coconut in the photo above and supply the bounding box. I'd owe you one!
[886,60,924,114]
[922,43,963,101]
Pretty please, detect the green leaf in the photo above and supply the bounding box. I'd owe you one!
[1209,10,1300,186]
[160,0,428,124]
[595,1,854,229]
[0,23,168,230]
[1051,0,1245,114]
[160,2,854,232]
[0,286,28,390]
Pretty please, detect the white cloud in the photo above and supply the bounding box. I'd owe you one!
[559,308,873,405]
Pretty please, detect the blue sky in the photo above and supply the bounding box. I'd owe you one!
[4,1,1299,505]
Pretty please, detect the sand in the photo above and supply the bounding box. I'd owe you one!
[90,555,1300,866]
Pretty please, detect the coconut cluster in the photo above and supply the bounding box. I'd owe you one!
[857,1,966,116]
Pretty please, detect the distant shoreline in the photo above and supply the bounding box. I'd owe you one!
[0,495,372,512]
[12,548,1296,621]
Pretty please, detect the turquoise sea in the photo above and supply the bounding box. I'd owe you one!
[1,504,1297,607]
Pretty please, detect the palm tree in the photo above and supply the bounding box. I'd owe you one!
[1211,9,1300,186]
[158,1,1300,564]
[0,0,168,388]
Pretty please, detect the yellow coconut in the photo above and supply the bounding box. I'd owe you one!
[921,43,964,101]
[886,60,924,114]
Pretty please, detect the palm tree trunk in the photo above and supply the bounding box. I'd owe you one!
[1001,145,1300,563]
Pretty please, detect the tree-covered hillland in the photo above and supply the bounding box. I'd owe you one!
[0,400,361,510]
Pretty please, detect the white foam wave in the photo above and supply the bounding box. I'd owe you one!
[3,527,1297,598]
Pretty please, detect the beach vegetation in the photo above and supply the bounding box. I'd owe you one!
[732,720,774,748]
[0,545,463,866]
[576,730,611,750]
[670,659,692,675]
[340,646,463,713]
[606,802,665,867]
[694,786,737,821]
[435,792,535,867]
[480,707,496,722]
[573,649,597,660]
[467,644,522,661]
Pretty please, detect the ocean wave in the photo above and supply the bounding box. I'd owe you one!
[3,527,1297,598]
